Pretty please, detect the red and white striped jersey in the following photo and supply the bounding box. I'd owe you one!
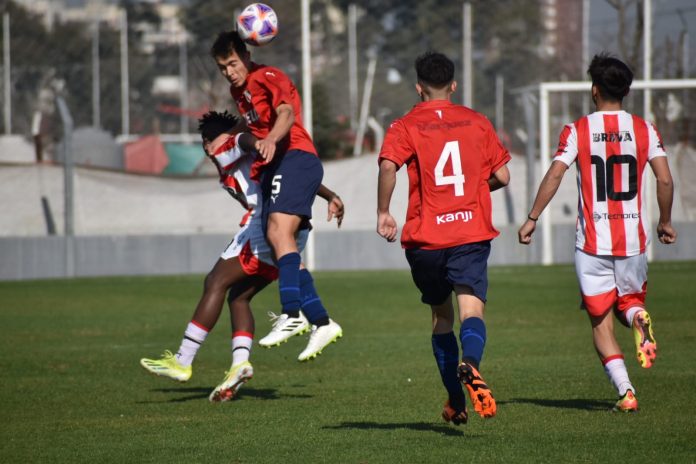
[554,110,667,256]
[210,133,262,225]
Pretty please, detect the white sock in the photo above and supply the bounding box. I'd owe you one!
[625,307,643,327]
[175,321,209,367]
[232,332,253,366]
[603,356,634,396]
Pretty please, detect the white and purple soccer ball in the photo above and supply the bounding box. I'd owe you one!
[236,3,279,47]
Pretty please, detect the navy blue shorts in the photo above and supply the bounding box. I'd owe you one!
[405,241,491,306]
[261,149,323,229]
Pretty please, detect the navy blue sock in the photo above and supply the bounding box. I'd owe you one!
[299,269,329,326]
[459,317,487,369]
[277,252,301,317]
[432,332,466,409]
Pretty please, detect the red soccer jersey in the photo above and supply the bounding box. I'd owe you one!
[554,110,667,256]
[379,100,510,250]
[230,63,317,156]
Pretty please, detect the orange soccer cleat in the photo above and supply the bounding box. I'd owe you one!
[613,390,639,413]
[442,400,468,426]
[458,362,497,418]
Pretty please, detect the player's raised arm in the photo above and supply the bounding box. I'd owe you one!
[317,184,344,228]
[649,156,677,244]
[518,160,568,244]
[377,159,399,242]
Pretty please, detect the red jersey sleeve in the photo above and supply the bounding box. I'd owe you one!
[378,120,413,168]
[484,119,510,173]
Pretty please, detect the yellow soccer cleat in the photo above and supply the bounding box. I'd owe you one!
[633,310,657,368]
[613,390,639,413]
[209,361,254,402]
[140,350,192,382]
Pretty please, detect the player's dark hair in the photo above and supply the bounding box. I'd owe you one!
[198,110,239,142]
[210,30,248,59]
[587,53,633,102]
[415,51,455,89]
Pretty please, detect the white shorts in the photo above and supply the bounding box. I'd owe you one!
[575,249,647,317]
[221,213,309,281]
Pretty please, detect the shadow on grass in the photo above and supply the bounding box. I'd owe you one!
[136,386,313,403]
[323,421,469,437]
[498,398,614,411]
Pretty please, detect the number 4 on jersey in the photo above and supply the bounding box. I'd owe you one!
[435,141,465,196]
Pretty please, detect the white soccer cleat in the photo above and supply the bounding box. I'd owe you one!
[258,312,310,348]
[209,361,254,402]
[297,319,343,362]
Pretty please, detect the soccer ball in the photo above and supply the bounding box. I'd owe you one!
[236,3,278,47]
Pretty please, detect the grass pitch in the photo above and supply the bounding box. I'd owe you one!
[2,262,695,463]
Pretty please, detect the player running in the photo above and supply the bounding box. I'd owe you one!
[518,53,677,412]
[140,111,344,401]
[377,52,510,425]
[211,31,343,359]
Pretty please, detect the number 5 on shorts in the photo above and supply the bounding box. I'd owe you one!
[272,175,282,195]
[435,141,465,196]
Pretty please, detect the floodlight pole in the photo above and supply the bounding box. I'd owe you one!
[92,17,101,128]
[581,0,590,115]
[3,13,11,135]
[301,0,313,137]
[179,32,188,135]
[300,0,316,270]
[348,4,358,132]
[120,9,129,137]
[462,2,472,107]
[643,0,654,261]
[56,97,75,277]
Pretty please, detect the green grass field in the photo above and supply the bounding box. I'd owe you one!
[2,263,695,463]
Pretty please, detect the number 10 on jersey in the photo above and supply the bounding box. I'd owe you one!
[435,141,465,196]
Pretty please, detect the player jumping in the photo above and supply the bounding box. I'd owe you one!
[377,52,510,425]
[518,53,677,412]
[211,31,343,360]
[140,111,344,401]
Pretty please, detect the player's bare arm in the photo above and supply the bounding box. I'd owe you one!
[488,165,510,192]
[377,159,398,243]
[650,156,677,244]
[518,160,568,244]
[255,103,294,163]
[317,185,344,228]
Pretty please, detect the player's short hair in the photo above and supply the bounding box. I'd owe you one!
[415,52,455,89]
[198,110,239,142]
[210,31,248,59]
[587,53,633,102]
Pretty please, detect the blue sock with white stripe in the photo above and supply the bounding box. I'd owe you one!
[432,332,466,409]
[277,252,301,318]
[299,269,330,326]
[460,317,486,369]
